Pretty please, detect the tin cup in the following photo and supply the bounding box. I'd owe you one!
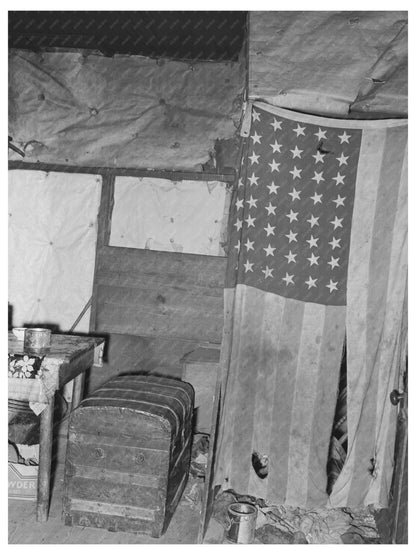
[24,328,51,353]
[224,502,257,544]
[12,327,27,341]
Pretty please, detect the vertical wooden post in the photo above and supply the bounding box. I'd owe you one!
[89,175,115,333]
[71,373,85,409]
[36,396,55,522]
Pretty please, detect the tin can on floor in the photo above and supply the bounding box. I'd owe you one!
[224,502,257,544]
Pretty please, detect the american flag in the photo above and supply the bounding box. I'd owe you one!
[227,104,362,305]
[215,101,407,509]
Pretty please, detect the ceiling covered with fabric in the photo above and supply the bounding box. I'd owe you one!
[249,11,407,118]
[8,11,407,171]
[8,49,245,170]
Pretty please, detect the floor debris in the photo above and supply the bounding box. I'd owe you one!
[208,489,382,544]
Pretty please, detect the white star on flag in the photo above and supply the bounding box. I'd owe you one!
[306,235,319,248]
[269,159,281,172]
[332,172,345,185]
[330,216,343,229]
[314,128,327,141]
[307,252,320,266]
[333,195,346,207]
[246,215,256,228]
[306,215,319,228]
[286,209,298,222]
[264,223,276,236]
[305,276,318,289]
[293,124,305,137]
[234,240,240,252]
[326,279,338,292]
[238,178,244,187]
[265,202,277,215]
[252,109,260,122]
[312,171,325,184]
[247,195,258,208]
[262,266,274,278]
[251,131,262,144]
[285,230,298,243]
[328,256,340,269]
[270,140,283,153]
[290,145,303,158]
[270,118,282,131]
[288,188,301,201]
[244,238,255,251]
[338,131,351,144]
[284,250,297,263]
[263,244,276,256]
[236,198,244,210]
[289,166,302,179]
[267,182,279,194]
[310,192,323,205]
[283,272,295,285]
[248,173,259,186]
[244,260,254,272]
[248,152,260,165]
[234,218,242,231]
[312,151,325,163]
[336,152,349,166]
[329,237,341,249]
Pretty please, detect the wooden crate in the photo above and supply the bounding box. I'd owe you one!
[62,375,194,538]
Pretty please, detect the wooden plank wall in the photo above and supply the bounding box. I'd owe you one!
[95,247,226,341]
[86,175,229,393]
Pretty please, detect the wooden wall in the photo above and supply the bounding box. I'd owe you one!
[86,172,231,393]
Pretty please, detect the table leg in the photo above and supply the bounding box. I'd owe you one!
[71,372,85,409]
[36,396,55,522]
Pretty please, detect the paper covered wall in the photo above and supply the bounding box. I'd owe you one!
[109,177,230,256]
[249,11,407,117]
[8,170,101,332]
[8,50,245,170]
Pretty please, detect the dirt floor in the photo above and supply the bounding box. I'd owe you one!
[8,425,201,544]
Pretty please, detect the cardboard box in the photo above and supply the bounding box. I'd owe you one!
[8,463,38,500]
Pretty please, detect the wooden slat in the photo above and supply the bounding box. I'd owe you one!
[97,245,226,286]
[89,176,114,332]
[94,247,226,342]
[8,161,235,183]
[69,498,155,520]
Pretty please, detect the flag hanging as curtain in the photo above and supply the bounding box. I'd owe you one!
[214,101,407,508]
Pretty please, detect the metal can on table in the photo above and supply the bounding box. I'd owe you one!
[224,502,257,544]
[24,328,51,353]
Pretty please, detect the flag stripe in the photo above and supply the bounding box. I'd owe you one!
[328,128,386,505]
[227,288,260,491]
[329,123,407,507]
[267,297,305,502]
[215,289,243,487]
[307,304,346,504]
[248,289,286,498]
[346,126,407,504]
[285,302,327,505]
[366,140,407,505]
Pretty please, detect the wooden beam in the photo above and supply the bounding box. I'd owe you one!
[8,161,235,183]
[89,175,114,332]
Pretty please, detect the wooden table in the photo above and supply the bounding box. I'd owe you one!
[8,333,104,522]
